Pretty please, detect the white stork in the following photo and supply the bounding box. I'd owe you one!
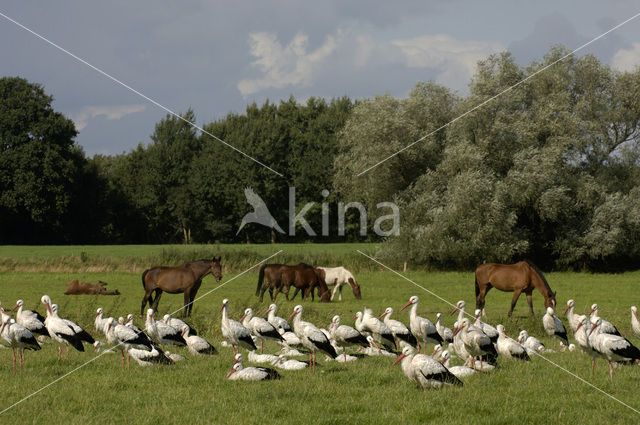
[248,350,279,363]
[495,324,529,361]
[220,299,257,353]
[289,305,338,373]
[631,306,640,339]
[125,314,144,334]
[41,295,84,358]
[128,345,174,367]
[359,308,395,351]
[588,317,640,381]
[450,320,471,361]
[451,300,467,325]
[400,296,443,352]
[563,299,580,332]
[359,335,395,357]
[266,304,291,332]
[105,317,155,369]
[182,327,217,356]
[241,308,284,352]
[453,318,498,370]
[589,304,620,336]
[574,316,599,375]
[434,313,453,343]
[95,308,111,336]
[542,307,568,348]
[227,356,281,381]
[379,307,418,348]
[473,310,498,344]
[145,309,186,347]
[329,315,368,362]
[517,330,546,355]
[12,299,48,339]
[439,350,475,378]
[393,345,463,390]
[271,354,308,370]
[51,304,95,347]
[0,316,41,374]
[163,314,197,336]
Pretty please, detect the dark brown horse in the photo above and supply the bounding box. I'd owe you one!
[475,260,556,317]
[256,263,330,302]
[141,257,222,317]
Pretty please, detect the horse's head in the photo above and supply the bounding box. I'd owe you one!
[545,291,557,309]
[210,257,223,282]
[350,278,362,300]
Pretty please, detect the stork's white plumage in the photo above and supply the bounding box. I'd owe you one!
[542,307,568,347]
[517,330,546,354]
[40,295,84,358]
[125,314,143,334]
[241,308,284,352]
[473,310,498,344]
[248,350,279,364]
[400,296,443,353]
[631,306,640,339]
[435,313,453,343]
[95,308,111,336]
[573,316,599,375]
[105,317,155,369]
[589,304,620,336]
[453,318,497,370]
[0,315,41,374]
[266,304,291,332]
[496,325,529,361]
[359,308,395,351]
[227,358,281,381]
[588,317,640,381]
[451,300,467,325]
[359,335,395,357]
[393,346,462,390]
[278,328,303,348]
[271,354,308,370]
[145,309,186,347]
[220,299,257,353]
[51,304,95,347]
[13,299,48,339]
[182,327,217,356]
[329,315,368,362]
[563,299,580,332]
[128,345,174,367]
[439,350,475,378]
[379,307,418,348]
[289,305,338,373]
[163,314,197,336]
[451,320,471,361]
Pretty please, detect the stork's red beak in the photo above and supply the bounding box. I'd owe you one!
[378,312,387,320]
[452,326,460,337]
[589,322,597,335]
[392,353,405,366]
[400,301,412,312]
[450,306,459,315]
[226,369,235,378]
[576,321,583,331]
[11,304,18,312]
[288,311,296,321]
[563,304,571,314]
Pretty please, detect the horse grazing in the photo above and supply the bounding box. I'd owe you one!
[316,266,362,301]
[475,261,556,317]
[141,257,222,318]
[256,263,330,303]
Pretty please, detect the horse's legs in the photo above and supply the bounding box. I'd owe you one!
[525,291,534,316]
[140,289,154,316]
[268,287,274,301]
[291,287,299,301]
[508,290,522,317]
[183,289,191,318]
[331,283,340,302]
[259,285,268,303]
[151,289,163,312]
[338,284,343,301]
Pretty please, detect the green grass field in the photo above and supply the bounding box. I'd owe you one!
[0,245,639,424]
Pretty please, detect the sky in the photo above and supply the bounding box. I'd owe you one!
[1,1,639,156]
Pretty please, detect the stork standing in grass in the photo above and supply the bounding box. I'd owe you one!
[241,308,284,352]
[52,304,95,347]
[163,314,197,336]
[631,306,640,339]
[379,307,418,349]
[13,300,48,339]
[453,318,497,370]
[360,308,395,351]
[266,304,291,332]
[220,299,257,354]
[145,309,186,347]
[289,305,338,373]
[105,317,156,369]
[329,315,368,362]
[0,315,40,374]
[41,295,84,359]
[434,313,453,344]
[542,307,568,348]
[589,304,620,336]
[496,325,529,361]
[401,296,443,353]
[563,299,581,333]
[588,317,640,381]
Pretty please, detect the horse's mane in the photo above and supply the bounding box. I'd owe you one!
[524,260,552,294]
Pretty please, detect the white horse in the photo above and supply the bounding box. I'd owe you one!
[316,267,361,301]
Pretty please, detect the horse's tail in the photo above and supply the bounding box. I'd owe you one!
[256,264,267,296]
[142,269,152,304]
[475,273,480,299]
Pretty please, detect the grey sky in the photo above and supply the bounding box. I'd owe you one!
[1,1,639,156]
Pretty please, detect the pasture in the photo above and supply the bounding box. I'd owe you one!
[0,244,639,424]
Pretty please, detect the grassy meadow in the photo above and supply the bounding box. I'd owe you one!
[0,244,639,424]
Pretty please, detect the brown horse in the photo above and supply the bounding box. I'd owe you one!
[475,260,556,317]
[256,263,330,302]
[141,257,222,317]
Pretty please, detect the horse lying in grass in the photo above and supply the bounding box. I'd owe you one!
[64,280,120,295]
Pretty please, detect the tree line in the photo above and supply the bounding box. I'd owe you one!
[1,45,639,270]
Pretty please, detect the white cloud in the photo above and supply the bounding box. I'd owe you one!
[391,34,504,90]
[71,104,147,131]
[612,43,640,72]
[237,30,343,96]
